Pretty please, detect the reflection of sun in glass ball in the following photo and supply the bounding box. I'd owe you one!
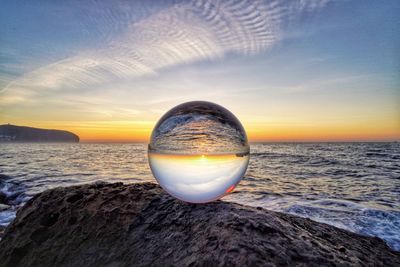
[148,101,250,203]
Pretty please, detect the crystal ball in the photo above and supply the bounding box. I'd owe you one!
[148,101,250,203]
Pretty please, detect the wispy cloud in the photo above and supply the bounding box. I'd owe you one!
[0,0,331,105]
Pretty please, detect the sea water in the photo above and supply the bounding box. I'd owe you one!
[0,142,399,250]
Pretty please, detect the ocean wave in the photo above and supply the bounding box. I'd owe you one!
[0,179,30,228]
[0,180,27,205]
[366,152,390,157]
[285,200,400,251]
[0,142,399,251]
[0,210,16,227]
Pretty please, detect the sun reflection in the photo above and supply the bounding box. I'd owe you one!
[148,153,249,203]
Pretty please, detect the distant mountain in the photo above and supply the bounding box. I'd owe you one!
[0,124,79,142]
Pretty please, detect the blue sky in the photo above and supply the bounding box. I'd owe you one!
[0,0,399,141]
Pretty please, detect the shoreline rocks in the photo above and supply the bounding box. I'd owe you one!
[0,182,399,266]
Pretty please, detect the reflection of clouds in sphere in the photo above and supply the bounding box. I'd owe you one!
[148,101,249,203]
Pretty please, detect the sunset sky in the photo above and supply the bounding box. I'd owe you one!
[0,0,399,142]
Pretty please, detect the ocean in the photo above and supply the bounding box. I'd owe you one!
[1,142,399,250]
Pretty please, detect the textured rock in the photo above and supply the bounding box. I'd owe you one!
[0,226,5,240]
[0,182,399,267]
[0,124,79,142]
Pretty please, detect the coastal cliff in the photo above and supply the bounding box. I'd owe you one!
[0,182,398,267]
[0,124,79,142]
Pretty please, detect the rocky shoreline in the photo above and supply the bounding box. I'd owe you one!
[0,182,399,266]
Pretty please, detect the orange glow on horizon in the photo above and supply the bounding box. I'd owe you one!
[2,117,399,143]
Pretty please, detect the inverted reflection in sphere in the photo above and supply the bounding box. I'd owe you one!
[148,101,250,203]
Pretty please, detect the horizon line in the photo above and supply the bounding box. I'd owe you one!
[78,140,400,144]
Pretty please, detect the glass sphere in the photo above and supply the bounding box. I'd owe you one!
[148,101,249,203]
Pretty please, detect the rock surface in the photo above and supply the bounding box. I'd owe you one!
[0,124,79,142]
[0,182,399,267]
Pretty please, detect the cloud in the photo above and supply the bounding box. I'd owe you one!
[1,0,332,105]
[281,74,374,93]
